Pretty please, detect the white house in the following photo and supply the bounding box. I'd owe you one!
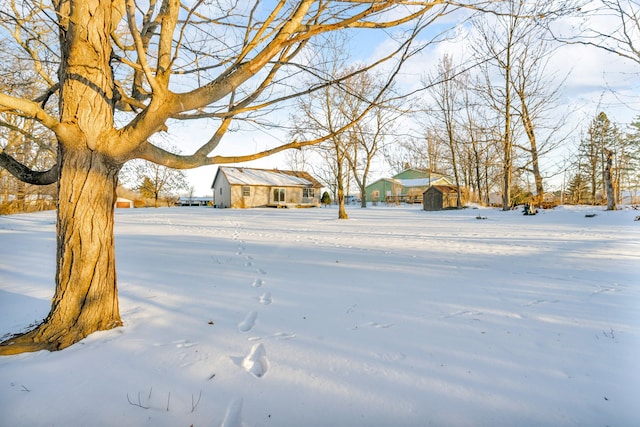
[211,167,322,208]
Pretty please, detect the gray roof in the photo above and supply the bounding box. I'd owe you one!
[215,167,320,187]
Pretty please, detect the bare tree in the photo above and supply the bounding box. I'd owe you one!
[0,54,57,212]
[290,36,352,219]
[578,111,621,206]
[425,53,463,207]
[341,72,402,209]
[385,133,444,175]
[458,72,497,205]
[604,147,617,210]
[510,33,570,206]
[120,141,189,207]
[622,116,640,203]
[0,0,460,354]
[131,161,189,207]
[472,1,526,210]
[292,31,411,218]
[550,0,640,65]
[471,0,571,209]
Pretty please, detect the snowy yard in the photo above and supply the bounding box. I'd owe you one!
[1,205,638,426]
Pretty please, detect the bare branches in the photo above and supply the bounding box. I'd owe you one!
[547,0,640,64]
[125,0,162,95]
[0,151,58,185]
[0,93,63,137]
[1,0,510,183]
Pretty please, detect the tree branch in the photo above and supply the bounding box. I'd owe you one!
[0,151,58,185]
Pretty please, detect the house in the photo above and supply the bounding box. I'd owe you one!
[364,168,452,204]
[423,185,462,211]
[211,167,322,208]
[177,196,211,206]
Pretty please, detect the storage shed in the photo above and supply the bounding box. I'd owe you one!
[423,185,460,211]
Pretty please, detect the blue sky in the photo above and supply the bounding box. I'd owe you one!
[175,7,640,196]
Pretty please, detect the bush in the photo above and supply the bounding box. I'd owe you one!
[321,191,331,206]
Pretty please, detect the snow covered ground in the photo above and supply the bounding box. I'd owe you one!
[1,205,638,427]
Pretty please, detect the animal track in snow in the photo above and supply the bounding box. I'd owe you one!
[591,283,623,296]
[272,331,296,340]
[174,339,198,348]
[242,343,269,378]
[353,322,394,330]
[259,292,272,305]
[444,310,483,319]
[238,311,258,332]
[252,278,265,288]
[369,322,394,329]
[374,352,407,362]
[522,299,557,307]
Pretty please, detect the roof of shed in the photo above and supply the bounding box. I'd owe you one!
[424,184,458,194]
[214,167,322,188]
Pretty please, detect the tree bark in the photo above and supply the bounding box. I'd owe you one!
[604,148,616,211]
[0,147,122,355]
[519,97,544,205]
[336,157,348,220]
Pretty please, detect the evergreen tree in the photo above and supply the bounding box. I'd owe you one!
[321,191,331,206]
[566,173,590,205]
[578,112,618,204]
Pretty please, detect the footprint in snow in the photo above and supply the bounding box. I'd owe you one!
[351,322,394,330]
[523,299,546,306]
[272,332,296,340]
[371,322,394,329]
[221,398,245,427]
[242,343,269,378]
[252,278,265,288]
[238,311,257,332]
[259,292,272,305]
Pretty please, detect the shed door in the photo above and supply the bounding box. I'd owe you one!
[424,190,441,211]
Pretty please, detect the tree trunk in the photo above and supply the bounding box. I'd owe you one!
[604,148,616,211]
[0,148,122,355]
[520,101,545,205]
[337,169,348,219]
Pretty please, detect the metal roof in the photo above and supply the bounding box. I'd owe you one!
[215,167,321,187]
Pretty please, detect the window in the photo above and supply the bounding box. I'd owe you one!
[273,188,285,202]
[242,186,251,197]
[303,188,314,198]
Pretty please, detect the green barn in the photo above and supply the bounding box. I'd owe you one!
[365,168,452,204]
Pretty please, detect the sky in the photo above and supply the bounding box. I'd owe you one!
[166,4,640,197]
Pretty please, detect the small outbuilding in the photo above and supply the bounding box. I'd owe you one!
[115,197,134,208]
[423,185,461,211]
